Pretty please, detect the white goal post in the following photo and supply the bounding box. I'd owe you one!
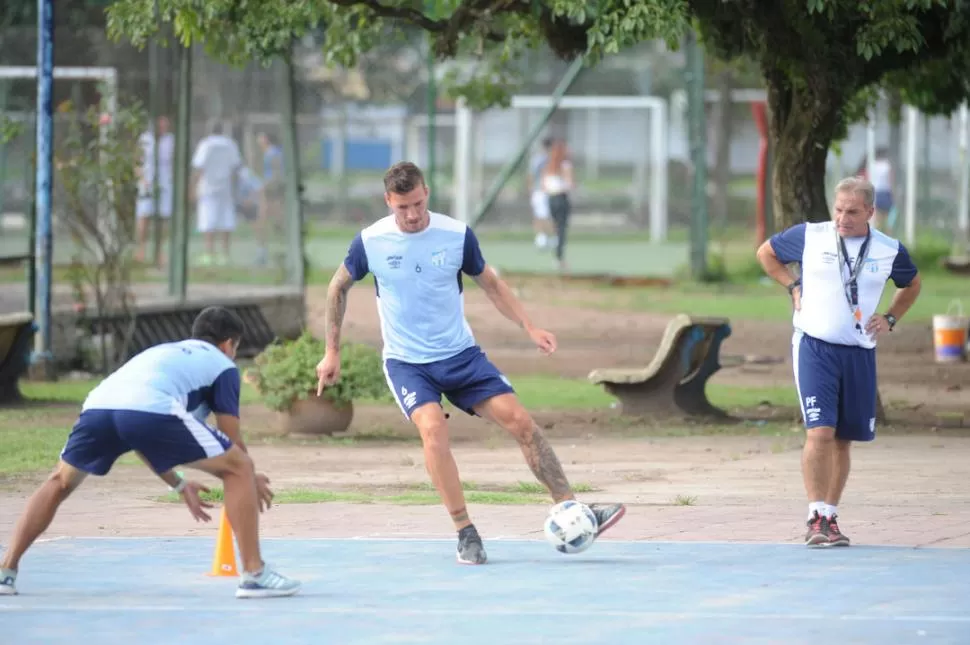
[454,95,670,242]
[0,66,117,114]
[0,66,120,250]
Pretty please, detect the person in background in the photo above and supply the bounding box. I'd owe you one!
[191,122,243,267]
[526,137,555,250]
[134,116,174,265]
[256,132,285,266]
[540,138,574,273]
[236,165,265,244]
[855,148,895,232]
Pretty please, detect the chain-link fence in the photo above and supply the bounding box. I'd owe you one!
[2,23,966,291]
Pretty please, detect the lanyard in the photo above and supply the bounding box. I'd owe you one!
[836,227,871,332]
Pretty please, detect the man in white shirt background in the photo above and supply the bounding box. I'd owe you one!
[190,122,243,267]
[134,115,174,264]
[756,176,922,549]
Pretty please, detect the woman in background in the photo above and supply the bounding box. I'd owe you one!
[856,147,895,231]
[540,138,574,273]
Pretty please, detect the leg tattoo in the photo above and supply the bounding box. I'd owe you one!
[450,506,469,525]
[518,423,573,502]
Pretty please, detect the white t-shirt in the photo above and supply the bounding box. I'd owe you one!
[769,221,918,348]
[191,134,242,199]
[138,131,175,189]
[869,159,892,192]
[82,339,240,423]
[542,161,573,196]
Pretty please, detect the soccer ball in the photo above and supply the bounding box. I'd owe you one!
[543,500,599,554]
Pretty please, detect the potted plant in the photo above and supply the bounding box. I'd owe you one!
[247,330,391,436]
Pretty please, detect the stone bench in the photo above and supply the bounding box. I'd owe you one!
[588,314,732,418]
[0,312,36,404]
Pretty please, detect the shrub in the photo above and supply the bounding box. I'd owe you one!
[248,330,391,413]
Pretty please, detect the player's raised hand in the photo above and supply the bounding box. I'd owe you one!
[315,352,341,396]
[527,327,557,355]
[179,480,215,522]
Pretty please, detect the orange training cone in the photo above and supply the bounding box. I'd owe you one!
[207,508,238,577]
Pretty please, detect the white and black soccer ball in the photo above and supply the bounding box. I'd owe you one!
[543,500,599,554]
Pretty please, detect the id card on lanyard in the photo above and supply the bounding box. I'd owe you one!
[836,229,871,333]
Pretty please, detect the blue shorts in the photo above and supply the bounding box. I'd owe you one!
[793,333,877,442]
[384,345,515,418]
[874,190,893,212]
[60,408,233,476]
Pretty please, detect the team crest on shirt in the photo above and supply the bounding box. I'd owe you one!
[430,249,446,267]
[865,258,879,273]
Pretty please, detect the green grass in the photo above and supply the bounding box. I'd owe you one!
[0,406,139,476]
[155,486,552,506]
[18,373,798,414]
[504,375,797,411]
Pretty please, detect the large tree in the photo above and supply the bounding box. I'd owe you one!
[105,0,970,228]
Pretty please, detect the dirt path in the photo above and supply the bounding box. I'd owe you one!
[2,432,967,548]
[1,279,968,550]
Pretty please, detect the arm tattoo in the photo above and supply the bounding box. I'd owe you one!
[518,423,573,502]
[325,267,354,351]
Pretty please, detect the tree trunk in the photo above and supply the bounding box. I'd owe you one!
[765,74,844,228]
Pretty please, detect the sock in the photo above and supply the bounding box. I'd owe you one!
[808,501,826,520]
[823,504,837,519]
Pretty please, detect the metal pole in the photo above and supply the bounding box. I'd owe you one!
[31,0,55,379]
[469,57,585,227]
[904,106,917,246]
[453,97,471,222]
[168,43,192,300]
[279,52,305,289]
[149,0,162,266]
[426,38,436,209]
[957,103,969,253]
[26,147,37,317]
[685,30,708,280]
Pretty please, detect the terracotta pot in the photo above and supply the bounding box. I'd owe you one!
[280,393,354,436]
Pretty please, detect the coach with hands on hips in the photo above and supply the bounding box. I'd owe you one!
[756,176,921,548]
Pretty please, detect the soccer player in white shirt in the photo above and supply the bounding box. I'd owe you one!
[0,307,300,598]
[191,123,243,266]
[756,176,922,548]
[315,162,627,565]
[134,115,175,263]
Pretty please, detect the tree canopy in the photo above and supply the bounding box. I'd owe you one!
[104,0,970,226]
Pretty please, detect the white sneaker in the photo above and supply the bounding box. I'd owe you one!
[0,568,17,596]
[235,565,300,599]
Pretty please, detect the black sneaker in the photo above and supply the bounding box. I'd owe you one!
[456,524,487,565]
[588,503,627,537]
[824,514,850,547]
[804,511,829,547]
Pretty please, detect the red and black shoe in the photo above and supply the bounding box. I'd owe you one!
[589,503,627,537]
[805,510,829,547]
[824,514,851,547]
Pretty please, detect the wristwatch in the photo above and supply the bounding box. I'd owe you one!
[884,313,897,331]
[787,279,801,295]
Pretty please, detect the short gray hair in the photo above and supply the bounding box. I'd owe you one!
[834,176,875,209]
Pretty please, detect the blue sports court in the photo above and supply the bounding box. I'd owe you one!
[3,537,968,645]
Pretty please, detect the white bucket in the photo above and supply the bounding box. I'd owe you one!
[932,300,969,363]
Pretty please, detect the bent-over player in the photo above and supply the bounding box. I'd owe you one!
[315,161,626,565]
[0,307,300,598]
